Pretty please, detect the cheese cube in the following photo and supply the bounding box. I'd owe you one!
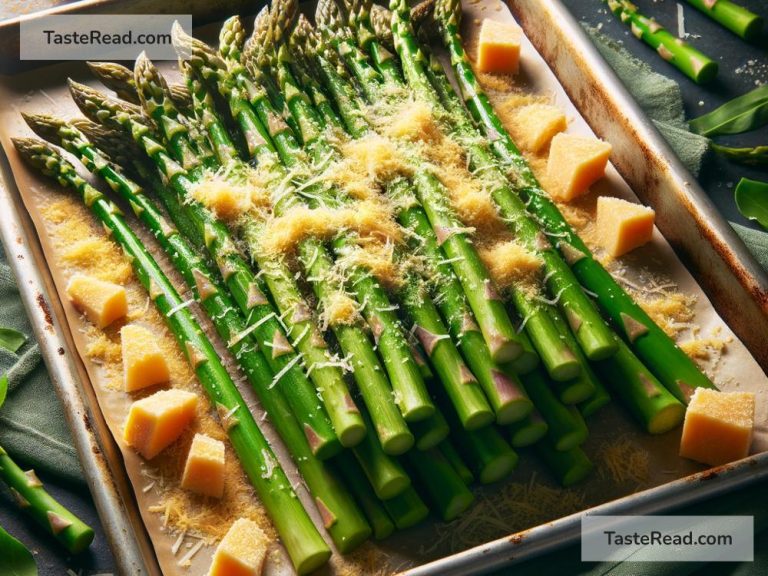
[121,324,170,392]
[508,103,567,153]
[679,389,755,467]
[595,196,656,257]
[546,133,612,202]
[207,518,268,576]
[181,434,226,498]
[66,274,127,328]
[476,19,522,75]
[123,389,198,459]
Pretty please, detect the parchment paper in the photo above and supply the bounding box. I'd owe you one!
[0,1,766,575]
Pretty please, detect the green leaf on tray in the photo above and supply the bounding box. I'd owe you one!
[689,85,768,136]
[0,328,26,354]
[0,524,38,576]
[0,374,7,410]
[735,177,768,230]
[712,143,768,167]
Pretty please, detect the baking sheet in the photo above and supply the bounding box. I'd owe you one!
[0,1,766,574]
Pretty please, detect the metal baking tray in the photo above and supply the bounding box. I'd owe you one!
[0,1,766,575]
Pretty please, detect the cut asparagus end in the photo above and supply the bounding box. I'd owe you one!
[506,345,539,375]
[337,420,367,448]
[380,428,416,456]
[545,353,582,383]
[462,408,496,431]
[535,441,594,487]
[578,382,611,418]
[580,329,619,361]
[553,377,597,405]
[648,402,687,435]
[400,401,437,423]
[411,410,450,451]
[406,448,475,522]
[439,441,475,486]
[495,396,534,426]
[508,414,549,448]
[377,473,411,501]
[553,408,589,452]
[478,450,519,485]
[381,487,430,530]
[489,337,524,365]
[441,490,476,522]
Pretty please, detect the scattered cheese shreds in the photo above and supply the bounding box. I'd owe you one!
[384,99,443,144]
[259,200,401,256]
[341,133,412,182]
[597,436,650,485]
[321,292,361,329]
[479,240,543,290]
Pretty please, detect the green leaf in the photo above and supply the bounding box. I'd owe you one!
[0,374,7,410]
[689,85,768,136]
[735,178,768,230]
[0,524,38,576]
[0,328,26,354]
[712,143,768,167]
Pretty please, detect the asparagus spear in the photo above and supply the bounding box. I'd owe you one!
[24,114,373,552]
[0,446,94,553]
[604,0,718,83]
[405,447,474,522]
[439,440,475,486]
[431,0,717,402]
[13,138,330,573]
[685,0,764,41]
[507,411,549,448]
[534,440,594,487]
[380,486,431,530]
[68,79,345,459]
[1,374,92,554]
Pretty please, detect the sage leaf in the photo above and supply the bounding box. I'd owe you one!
[0,374,6,410]
[689,85,768,136]
[735,178,768,230]
[712,143,768,167]
[0,328,26,354]
[0,524,38,576]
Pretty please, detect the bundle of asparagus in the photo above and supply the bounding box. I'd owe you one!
[11,0,718,572]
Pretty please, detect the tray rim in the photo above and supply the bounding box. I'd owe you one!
[0,1,766,575]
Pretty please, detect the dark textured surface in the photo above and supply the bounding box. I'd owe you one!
[0,2,765,576]
[563,0,767,229]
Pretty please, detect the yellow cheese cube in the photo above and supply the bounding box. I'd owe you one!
[207,518,268,576]
[66,274,127,328]
[121,324,170,392]
[123,389,198,459]
[679,389,755,467]
[546,133,612,202]
[595,196,656,257]
[508,103,567,153]
[181,434,226,498]
[476,19,522,75]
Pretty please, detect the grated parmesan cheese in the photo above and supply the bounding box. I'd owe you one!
[479,240,543,290]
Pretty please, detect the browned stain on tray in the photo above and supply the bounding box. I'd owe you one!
[36,291,54,333]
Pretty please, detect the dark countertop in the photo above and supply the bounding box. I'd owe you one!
[0,1,765,575]
[563,0,767,229]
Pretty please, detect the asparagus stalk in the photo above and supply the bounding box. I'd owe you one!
[334,452,395,540]
[438,440,475,486]
[431,0,717,402]
[405,447,475,522]
[604,0,718,83]
[380,486,431,530]
[14,138,330,573]
[507,411,549,448]
[24,114,373,552]
[577,377,612,418]
[354,408,411,500]
[0,444,94,553]
[686,0,764,41]
[410,408,450,450]
[534,440,594,487]
[519,369,589,452]
[594,338,686,434]
[69,79,344,459]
